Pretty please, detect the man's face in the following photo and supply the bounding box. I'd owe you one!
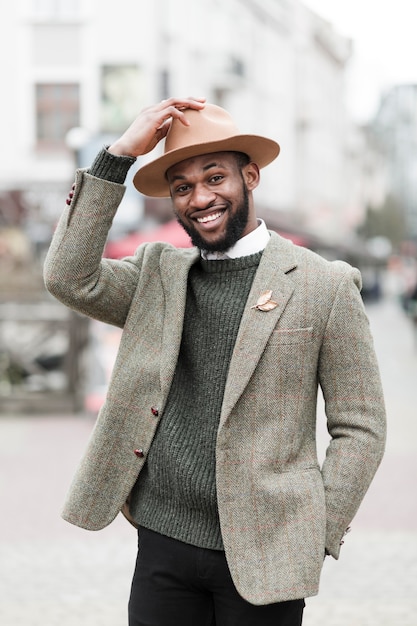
[166,152,259,252]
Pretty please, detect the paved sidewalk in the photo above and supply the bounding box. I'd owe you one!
[0,415,137,626]
[0,296,416,625]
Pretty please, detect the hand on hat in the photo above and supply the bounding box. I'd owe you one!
[108,97,206,158]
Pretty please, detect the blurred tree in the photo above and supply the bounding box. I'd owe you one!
[357,194,407,251]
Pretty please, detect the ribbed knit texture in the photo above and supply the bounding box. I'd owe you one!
[88,147,136,184]
[130,252,263,549]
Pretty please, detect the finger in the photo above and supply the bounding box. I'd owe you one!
[155,118,172,134]
[154,107,185,130]
[158,96,206,109]
[157,97,205,119]
[152,97,205,134]
[161,103,205,128]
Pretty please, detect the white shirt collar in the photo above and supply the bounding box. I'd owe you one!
[202,219,270,260]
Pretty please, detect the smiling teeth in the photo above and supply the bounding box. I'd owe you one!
[197,211,223,223]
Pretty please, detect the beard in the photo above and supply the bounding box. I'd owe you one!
[174,184,250,253]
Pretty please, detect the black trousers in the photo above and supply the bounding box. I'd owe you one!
[128,527,305,626]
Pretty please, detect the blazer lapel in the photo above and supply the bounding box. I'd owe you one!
[159,246,199,399]
[220,233,297,426]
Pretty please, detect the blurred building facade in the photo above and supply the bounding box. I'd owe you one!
[371,84,417,243]
[4,0,410,413]
[0,0,363,246]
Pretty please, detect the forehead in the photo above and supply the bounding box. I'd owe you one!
[166,151,238,179]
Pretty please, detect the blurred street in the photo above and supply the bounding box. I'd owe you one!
[0,294,416,626]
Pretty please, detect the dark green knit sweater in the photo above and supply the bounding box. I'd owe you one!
[130,253,262,549]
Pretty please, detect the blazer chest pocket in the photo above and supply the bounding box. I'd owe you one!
[270,326,313,345]
[263,327,316,382]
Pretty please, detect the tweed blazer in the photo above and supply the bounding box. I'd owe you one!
[44,171,386,605]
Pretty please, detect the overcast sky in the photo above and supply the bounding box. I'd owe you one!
[302,0,417,122]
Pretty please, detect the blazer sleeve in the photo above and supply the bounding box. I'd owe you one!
[318,266,386,558]
[44,169,144,328]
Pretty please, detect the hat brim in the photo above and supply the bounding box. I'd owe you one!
[133,134,280,197]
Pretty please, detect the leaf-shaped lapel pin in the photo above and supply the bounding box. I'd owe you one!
[251,290,278,312]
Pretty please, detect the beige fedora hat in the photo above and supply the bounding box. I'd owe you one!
[133,103,280,197]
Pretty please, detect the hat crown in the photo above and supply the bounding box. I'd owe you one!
[165,104,240,154]
[133,102,280,197]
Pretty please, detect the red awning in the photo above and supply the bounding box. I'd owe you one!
[104,221,309,260]
[104,220,192,259]
[273,231,309,248]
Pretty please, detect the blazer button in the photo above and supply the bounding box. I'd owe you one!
[65,182,76,205]
[134,448,145,458]
[150,406,159,417]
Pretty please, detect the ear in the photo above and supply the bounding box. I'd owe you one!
[242,162,260,191]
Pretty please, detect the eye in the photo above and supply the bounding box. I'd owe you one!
[174,184,190,194]
[209,174,224,184]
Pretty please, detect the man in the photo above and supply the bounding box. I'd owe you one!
[44,97,386,626]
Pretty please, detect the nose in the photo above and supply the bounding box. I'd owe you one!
[189,183,216,209]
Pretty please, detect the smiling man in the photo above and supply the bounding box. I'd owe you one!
[44,97,386,626]
[167,152,257,252]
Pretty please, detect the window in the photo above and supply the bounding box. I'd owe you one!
[100,65,143,133]
[35,83,80,149]
[30,0,81,20]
